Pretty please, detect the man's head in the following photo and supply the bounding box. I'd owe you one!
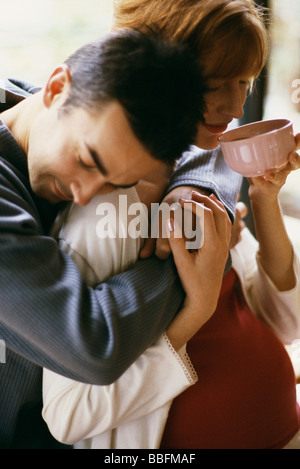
[25,29,206,205]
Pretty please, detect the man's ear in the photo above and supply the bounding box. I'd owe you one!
[43,64,72,108]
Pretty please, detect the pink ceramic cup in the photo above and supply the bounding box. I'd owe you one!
[218,119,295,177]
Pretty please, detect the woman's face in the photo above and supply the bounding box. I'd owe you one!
[195,55,252,150]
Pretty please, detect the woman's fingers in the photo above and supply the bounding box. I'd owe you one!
[167,194,231,300]
[175,193,231,256]
[190,191,231,243]
[286,148,300,171]
[236,201,248,219]
[166,214,194,282]
[229,201,247,249]
[294,132,300,151]
[157,191,232,259]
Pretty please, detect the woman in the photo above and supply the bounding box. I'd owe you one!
[115,0,271,260]
[43,0,300,448]
[113,0,269,153]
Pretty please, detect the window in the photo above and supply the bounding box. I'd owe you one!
[264,0,300,221]
[0,0,113,85]
[1,0,299,226]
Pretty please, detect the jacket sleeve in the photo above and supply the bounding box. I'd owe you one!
[42,334,197,445]
[0,145,241,385]
[167,145,243,222]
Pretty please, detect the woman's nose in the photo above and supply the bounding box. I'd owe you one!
[222,85,246,120]
[223,95,244,120]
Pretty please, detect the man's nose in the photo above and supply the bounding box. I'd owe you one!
[70,179,110,206]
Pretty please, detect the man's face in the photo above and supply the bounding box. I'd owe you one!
[28,98,164,206]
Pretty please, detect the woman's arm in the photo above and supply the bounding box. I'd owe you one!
[231,147,300,344]
[165,192,232,350]
[249,149,300,291]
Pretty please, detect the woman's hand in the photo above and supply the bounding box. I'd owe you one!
[140,185,210,259]
[229,201,248,249]
[165,191,231,350]
[248,134,300,204]
[247,137,300,292]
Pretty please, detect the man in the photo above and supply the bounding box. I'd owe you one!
[0,30,241,448]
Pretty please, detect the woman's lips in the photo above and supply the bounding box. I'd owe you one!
[203,123,229,134]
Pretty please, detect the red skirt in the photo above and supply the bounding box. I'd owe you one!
[161,269,300,449]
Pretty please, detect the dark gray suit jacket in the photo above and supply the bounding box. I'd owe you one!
[0,79,242,447]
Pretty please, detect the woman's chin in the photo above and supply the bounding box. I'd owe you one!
[194,127,222,150]
[194,138,220,150]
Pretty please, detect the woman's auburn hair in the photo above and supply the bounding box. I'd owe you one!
[113,0,270,79]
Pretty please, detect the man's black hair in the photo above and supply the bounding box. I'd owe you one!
[62,29,207,164]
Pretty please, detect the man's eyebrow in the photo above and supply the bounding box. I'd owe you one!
[85,143,138,189]
[86,144,108,176]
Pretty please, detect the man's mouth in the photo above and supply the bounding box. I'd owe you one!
[53,179,73,201]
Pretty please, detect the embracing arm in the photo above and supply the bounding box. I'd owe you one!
[140,145,242,259]
[167,145,242,221]
[0,145,240,385]
[0,232,183,385]
[0,166,183,385]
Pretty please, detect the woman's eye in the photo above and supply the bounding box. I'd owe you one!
[206,82,223,93]
[207,86,221,93]
[240,80,251,88]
